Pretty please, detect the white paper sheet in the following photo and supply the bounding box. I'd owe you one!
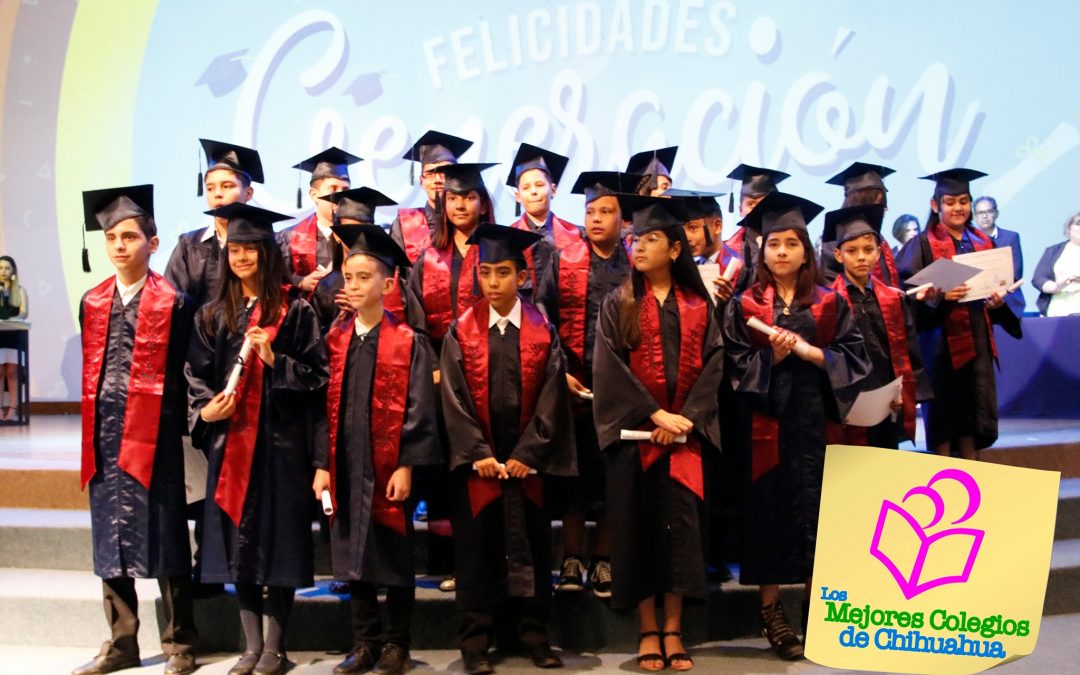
[953,247,1015,302]
[844,376,904,427]
[903,257,982,292]
[697,263,720,292]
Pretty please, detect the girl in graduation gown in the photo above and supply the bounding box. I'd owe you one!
[895,169,1021,458]
[185,203,329,675]
[592,195,724,673]
[721,192,868,661]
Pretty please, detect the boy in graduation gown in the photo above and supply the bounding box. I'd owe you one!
[77,185,197,675]
[439,225,576,674]
[392,130,474,264]
[310,186,403,331]
[534,171,634,597]
[723,164,790,288]
[825,204,931,449]
[625,146,678,196]
[820,162,900,286]
[312,226,442,675]
[895,169,1022,460]
[671,189,740,304]
[507,143,582,293]
[165,139,262,308]
[277,147,363,292]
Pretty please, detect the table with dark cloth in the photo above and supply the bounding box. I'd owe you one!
[995,315,1080,418]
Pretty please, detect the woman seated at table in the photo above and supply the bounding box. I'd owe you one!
[0,255,28,421]
[1033,212,1080,317]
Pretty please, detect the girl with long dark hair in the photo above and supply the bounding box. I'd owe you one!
[722,192,868,661]
[185,203,328,675]
[592,195,724,672]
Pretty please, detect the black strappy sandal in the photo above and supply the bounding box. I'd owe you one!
[637,631,665,672]
[662,631,694,671]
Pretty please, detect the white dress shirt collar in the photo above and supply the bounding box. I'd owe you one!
[115,274,147,307]
[488,298,522,335]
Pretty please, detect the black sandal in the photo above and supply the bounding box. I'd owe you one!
[662,631,694,671]
[637,631,665,672]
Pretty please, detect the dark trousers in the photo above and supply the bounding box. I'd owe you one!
[102,576,196,657]
[349,581,414,648]
[459,597,549,657]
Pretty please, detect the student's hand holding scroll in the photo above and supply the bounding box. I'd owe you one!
[200,392,237,422]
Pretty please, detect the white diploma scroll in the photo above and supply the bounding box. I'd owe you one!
[619,429,688,443]
[320,489,334,516]
[471,461,538,475]
[578,391,594,401]
[746,316,812,359]
[222,298,257,396]
[722,257,743,282]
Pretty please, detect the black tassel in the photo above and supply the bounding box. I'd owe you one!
[515,201,521,217]
[296,186,302,209]
[728,185,734,214]
[81,227,90,273]
[197,171,203,197]
[409,160,415,186]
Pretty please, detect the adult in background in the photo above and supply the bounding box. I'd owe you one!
[0,255,28,421]
[1032,211,1080,316]
[891,214,920,254]
[974,196,1025,316]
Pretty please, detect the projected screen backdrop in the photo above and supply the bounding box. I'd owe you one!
[2,0,1078,400]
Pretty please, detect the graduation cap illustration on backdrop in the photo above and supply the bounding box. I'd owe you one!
[195,49,248,97]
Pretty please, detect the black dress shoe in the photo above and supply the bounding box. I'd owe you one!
[227,652,260,675]
[164,652,197,675]
[333,643,379,673]
[461,651,494,675]
[374,643,410,675]
[72,649,140,675]
[527,644,563,669]
[253,651,288,675]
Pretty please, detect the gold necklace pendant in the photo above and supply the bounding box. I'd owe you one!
[782,307,791,316]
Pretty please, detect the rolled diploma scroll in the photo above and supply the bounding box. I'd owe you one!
[1006,278,1024,293]
[620,430,688,443]
[578,391,594,401]
[321,489,334,516]
[722,257,743,282]
[905,282,934,297]
[472,461,538,475]
[222,298,257,396]
[746,316,812,359]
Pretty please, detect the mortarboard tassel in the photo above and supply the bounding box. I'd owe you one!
[197,146,204,197]
[81,226,90,273]
[296,170,302,209]
[515,201,521,217]
[728,181,734,214]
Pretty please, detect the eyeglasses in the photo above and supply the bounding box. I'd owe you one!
[974,209,996,216]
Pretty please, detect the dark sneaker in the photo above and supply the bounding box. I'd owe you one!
[760,601,804,660]
[554,555,585,592]
[587,558,612,598]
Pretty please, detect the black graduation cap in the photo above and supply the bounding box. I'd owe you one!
[571,171,638,204]
[727,164,790,197]
[333,223,411,271]
[826,162,895,195]
[198,139,264,194]
[738,191,823,236]
[822,204,886,245]
[506,143,569,187]
[920,168,987,196]
[466,223,543,265]
[83,184,154,232]
[319,187,397,225]
[662,188,725,221]
[204,203,290,243]
[625,146,678,178]
[293,147,362,181]
[402,130,473,166]
[618,194,691,235]
[433,162,498,195]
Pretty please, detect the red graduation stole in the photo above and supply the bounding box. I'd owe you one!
[421,243,479,340]
[876,244,900,286]
[831,276,918,442]
[456,300,549,517]
[325,311,413,535]
[629,283,708,500]
[926,222,997,369]
[215,297,288,527]
[741,285,839,481]
[554,239,592,380]
[384,271,406,322]
[398,208,431,265]
[81,272,176,490]
[724,226,747,256]
[288,214,320,276]
[512,213,582,288]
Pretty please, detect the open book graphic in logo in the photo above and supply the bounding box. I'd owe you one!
[869,467,984,599]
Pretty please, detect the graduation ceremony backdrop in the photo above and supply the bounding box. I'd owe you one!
[1,0,1078,401]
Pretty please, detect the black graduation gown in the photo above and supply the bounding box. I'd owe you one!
[439,307,576,610]
[81,286,195,580]
[277,218,335,287]
[313,323,442,586]
[164,227,224,308]
[895,232,1022,450]
[592,289,724,609]
[534,245,630,512]
[185,291,329,587]
[722,288,868,584]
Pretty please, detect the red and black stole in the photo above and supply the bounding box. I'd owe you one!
[288,214,320,276]
[512,213,582,288]
[926,222,996,369]
[556,239,631,379]
[81,271,176,490]
[876,244,900,286]
[324,311,413,535]
[398,208,432,265]
[628,283,709,499]
[740,285,839,481]
[456,300,551,517]
[724,227,746,258]
[831,276,917,442]
[421,243,478,340]
[214,296,289,526]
